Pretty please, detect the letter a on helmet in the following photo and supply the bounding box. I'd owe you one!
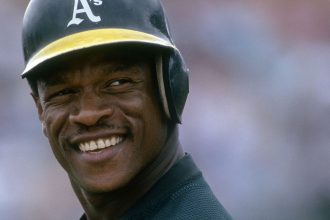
[22,0,189,123]
[67,0,101,27]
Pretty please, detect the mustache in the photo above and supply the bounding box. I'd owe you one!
[62,121,132,146]
[75,121,128,134]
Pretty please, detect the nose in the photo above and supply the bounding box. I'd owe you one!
[69,93,114,127]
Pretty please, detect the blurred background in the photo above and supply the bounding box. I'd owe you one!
[1,0,330,219]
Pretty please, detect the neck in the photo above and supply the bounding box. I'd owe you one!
[71,126,183,220]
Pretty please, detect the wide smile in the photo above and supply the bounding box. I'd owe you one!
[79,136,125,153]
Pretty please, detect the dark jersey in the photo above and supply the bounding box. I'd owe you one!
[80,154,232,220]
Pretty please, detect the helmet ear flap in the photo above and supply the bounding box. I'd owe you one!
[160,50,189,124]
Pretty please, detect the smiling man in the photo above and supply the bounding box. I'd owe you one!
[21,0,232,219]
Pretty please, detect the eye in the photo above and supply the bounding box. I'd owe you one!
[47,88,77,101]
[104,78,133,91]
[109,79,130,87]
[103,77,142,94]
[56,88,77,96]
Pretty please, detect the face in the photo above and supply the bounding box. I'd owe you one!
[34,51,168,192]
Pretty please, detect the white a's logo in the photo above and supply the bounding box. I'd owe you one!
[67,0,103,27]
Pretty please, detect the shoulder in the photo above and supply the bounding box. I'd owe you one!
[152,174,232,220]
[120,155,233,220]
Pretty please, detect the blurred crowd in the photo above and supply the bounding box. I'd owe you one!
[1,0,330,219]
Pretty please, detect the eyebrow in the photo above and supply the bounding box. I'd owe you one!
[38,71,72,87]
[100,62,139,76]
[37,55,149,86]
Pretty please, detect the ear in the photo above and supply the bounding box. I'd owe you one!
[31,93,48,137]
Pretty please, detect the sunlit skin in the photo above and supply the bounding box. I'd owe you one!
[32,50,183,219]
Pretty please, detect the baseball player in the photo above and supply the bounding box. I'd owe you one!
[21,0,232,219]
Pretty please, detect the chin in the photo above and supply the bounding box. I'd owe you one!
[70,168,137,194]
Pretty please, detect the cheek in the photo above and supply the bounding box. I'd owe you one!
[122,92,166,157]
[44,107,68,137]
[142,101,167,151]
[43,107,70,166]
[118,95,145,146]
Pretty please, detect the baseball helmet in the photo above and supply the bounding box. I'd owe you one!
[22,0,189,123]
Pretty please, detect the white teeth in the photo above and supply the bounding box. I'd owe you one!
[90,141,97,151]
[85,143,91,151]
[79,136,123,152]
[110,137,116,146]
[97,139,106,149]
[105,139,111,147]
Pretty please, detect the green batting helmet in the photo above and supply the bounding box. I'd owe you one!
[22,0,189,123]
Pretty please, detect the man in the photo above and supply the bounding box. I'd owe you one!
[21,0,232,219]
